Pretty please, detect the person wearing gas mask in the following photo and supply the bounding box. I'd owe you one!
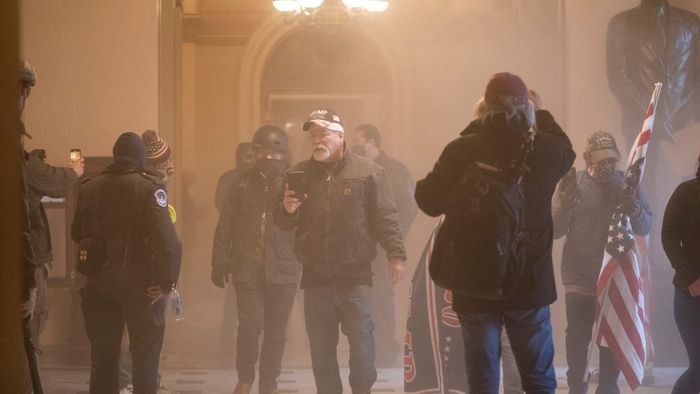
[211,126,300,394]
[552,131,652,394]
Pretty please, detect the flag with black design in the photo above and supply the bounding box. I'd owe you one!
[404,219,468,393]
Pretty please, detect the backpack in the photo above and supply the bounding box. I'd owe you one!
[429,131,534,300]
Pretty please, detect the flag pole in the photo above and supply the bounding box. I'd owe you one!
[584,82,662,386]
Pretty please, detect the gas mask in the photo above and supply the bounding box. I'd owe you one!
[256,158,286,176]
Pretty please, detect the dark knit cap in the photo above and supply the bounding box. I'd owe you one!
[484,72,529,105]
[113,132,146,168]
[142,129,171,164]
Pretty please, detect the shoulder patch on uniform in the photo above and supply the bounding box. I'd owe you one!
[154,189,168,208]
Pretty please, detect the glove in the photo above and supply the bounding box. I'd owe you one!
[620,194,641,217]
[558,167,582,207]
[211,266,230,289]
[20,288,37,319]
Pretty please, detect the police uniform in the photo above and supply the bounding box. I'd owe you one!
[71,132,181,394]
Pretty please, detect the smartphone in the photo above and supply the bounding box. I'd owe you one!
[287,170,305,198]
[70,148,81,162]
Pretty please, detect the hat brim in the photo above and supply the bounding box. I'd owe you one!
[589,148,620,162]
[302,119,344,133]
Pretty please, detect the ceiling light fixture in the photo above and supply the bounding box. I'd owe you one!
[272,0,389,18]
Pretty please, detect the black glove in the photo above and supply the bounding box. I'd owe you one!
[620,194,641,217]
[211,266,230,289]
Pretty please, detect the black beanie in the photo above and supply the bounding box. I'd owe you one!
[113,132,146,168]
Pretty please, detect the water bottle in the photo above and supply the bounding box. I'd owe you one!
[170,288,184,321]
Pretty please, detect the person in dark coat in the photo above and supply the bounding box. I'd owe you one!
[18,59,41,394]
[277,107,407,394]
[350,123,417,366]
[214,141,255,347]
[661,154,700,394]
[20,62,85,344]
[211,126,300,394]
[215,142,256,212]
[415,73,575,394]
[72,132,181,394]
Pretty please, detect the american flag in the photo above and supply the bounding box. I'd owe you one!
[589,83,662,390]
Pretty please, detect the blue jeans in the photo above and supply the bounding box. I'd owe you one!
[502,331,524,394]
[458,306,556,394]
[304,284,376,394]
[673,287,700,394]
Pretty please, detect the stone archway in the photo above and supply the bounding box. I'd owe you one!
[237,13,410,148]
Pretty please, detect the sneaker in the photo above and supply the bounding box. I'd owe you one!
[119,385,134,394]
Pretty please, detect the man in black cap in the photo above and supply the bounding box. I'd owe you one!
[116,130,178,394]
[350,124,417,366]
[72,132,181,394]
[215,142,256,212]
[212,126,300,394]
[277,108,407,394]
[416,73,575,393]
[214,142,256,347]
[553,131,652,394]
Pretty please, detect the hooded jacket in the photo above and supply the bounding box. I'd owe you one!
[415,110,575,313]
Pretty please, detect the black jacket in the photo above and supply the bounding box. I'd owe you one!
[415,110,575,313]
[26,149,78,265]
[275,151,406,288]
[607,3,700,137]
[662,178,700,289]
[215,168,241,212]
[212,168,300,284]
[72,164,181,300]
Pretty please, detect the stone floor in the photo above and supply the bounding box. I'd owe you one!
[41,367,682,394]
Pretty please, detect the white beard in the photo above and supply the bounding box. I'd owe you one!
[312,145,331,161]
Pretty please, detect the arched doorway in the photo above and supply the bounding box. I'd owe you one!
[237,15,406,367]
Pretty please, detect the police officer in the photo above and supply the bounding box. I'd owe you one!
[72,132,181,394]
[211,126,300,394]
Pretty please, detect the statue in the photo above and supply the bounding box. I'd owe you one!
[607,0,700,147]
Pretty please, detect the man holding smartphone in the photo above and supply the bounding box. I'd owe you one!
[276,107,407,394]
[20,60,85,350]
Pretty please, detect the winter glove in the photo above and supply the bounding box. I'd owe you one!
[557,167,582,207]
[20,287,37,319]
[620,194,641,217]
[211,266,230,289]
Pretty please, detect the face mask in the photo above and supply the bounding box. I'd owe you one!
[350,145,366,157]
[256,158,286,175]
[592,161,616,184]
